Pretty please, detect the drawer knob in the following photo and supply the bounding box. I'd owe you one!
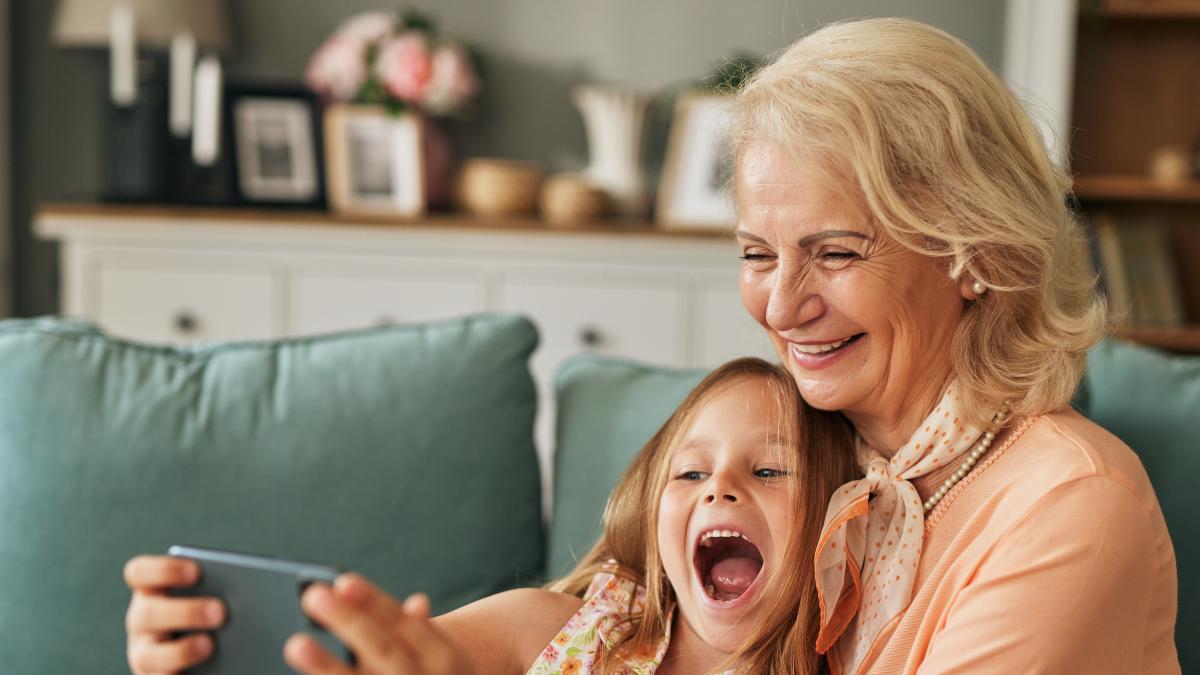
[173,311,199,335]
[579,326,603,348]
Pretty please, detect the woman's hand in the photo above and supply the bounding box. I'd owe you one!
[123,555,225,674]
[285,573,475,675]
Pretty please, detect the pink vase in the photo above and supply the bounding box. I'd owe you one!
[420,115,455,209]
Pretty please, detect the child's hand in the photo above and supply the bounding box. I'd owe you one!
[123,555,225,674]
[285,573,476,675]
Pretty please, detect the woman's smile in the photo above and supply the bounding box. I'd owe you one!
[783,333,867,371]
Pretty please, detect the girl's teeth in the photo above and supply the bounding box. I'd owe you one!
[700,529,751,544]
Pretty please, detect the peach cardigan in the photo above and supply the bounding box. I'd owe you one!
[852,410,1178,674]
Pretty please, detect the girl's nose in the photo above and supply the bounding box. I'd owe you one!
[704,476,741,504]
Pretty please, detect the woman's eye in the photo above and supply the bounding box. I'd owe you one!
[754,468,788,479]
[816,249,860,269]
[739,251,775,264]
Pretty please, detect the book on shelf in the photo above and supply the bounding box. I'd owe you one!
[1091,214,1186,327]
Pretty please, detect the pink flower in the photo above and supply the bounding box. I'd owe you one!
[334,11,395,43]
[421,44,479,114]
[305,35,367,101]
[375,33,434,104]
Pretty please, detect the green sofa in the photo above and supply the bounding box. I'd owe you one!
[0,316,1192,673]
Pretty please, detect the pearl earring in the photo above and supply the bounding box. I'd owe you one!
[972,280,987,295]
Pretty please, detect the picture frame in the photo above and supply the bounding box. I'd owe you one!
[225,85,325,208]
[656,92,737,230]
[323,104,426,218]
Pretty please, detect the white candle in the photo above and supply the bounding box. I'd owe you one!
[109,3,136,107]
[169,32,196,138]
[192,56,222,166]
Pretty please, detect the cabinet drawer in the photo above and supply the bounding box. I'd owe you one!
[696,286,778,366]
[498,276,688,391]
[291,274,485,336]
[95,264,276,344]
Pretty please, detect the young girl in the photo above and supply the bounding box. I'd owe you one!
[124,358,856,674]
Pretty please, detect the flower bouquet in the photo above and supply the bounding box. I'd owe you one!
[305,10,479,117]
[306,10,480,209]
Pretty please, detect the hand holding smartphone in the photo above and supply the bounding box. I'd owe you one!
[168,545,354,674]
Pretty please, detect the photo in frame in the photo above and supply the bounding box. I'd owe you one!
[323,104,426,218]
[656,92,737,230]
[225,85,325,207]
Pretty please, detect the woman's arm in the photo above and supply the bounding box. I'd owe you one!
[436,587,586,673]
[286,573,583,675]
[916,476,1178,674]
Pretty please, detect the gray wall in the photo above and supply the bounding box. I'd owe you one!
[10,0,1006,316]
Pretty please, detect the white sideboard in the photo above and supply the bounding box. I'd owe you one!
[36,205,777,506]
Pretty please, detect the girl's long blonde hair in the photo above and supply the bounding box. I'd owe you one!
[549,358,856,674]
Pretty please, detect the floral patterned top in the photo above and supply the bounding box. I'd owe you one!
[525,564,670,675]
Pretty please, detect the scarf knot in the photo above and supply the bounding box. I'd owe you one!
[861,457,893,494]
[813,382,994,673]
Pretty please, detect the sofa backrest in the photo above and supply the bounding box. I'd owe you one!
[546,355,705,578]
[1074,339,1199,671]
[550,342,1197,669]
[0,315,544,675]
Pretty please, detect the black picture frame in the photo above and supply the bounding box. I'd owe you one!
[224,83,327,209]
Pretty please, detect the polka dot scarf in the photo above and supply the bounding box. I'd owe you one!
[813,381,987,674]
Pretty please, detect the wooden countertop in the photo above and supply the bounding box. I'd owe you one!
[36,202,736,241]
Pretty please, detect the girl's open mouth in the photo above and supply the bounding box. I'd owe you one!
[693,530,764,606]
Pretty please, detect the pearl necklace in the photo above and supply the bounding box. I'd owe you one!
[922,404,1012,513]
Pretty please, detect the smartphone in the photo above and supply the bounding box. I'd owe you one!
[168,545,354,674]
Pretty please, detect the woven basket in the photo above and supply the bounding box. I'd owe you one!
[539,173,610,226]
[455,159,544,217]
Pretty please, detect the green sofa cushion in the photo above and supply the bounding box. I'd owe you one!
[1076,339,1199,671]
[546,355,705,579]
[0,315,543,675]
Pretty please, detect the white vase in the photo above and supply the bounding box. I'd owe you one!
[574,86,650,219]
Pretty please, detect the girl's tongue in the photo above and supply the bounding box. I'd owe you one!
[698,536,764,602]
[710,557,761,600]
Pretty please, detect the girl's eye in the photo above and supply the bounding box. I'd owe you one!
[680,470,706,481]
[754,468,788,479]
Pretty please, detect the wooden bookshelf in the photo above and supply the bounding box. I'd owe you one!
[1116,325,1200,353]
[1072,5,1200,353]
[1094,0,1200,20]
[1074,175,1200,203]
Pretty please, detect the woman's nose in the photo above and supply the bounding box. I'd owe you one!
[765,274,825,332]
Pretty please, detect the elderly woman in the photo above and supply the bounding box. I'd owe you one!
[730,17,1178,675]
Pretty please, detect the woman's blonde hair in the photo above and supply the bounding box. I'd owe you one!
[549,357,857,674]
[731,18,1107,426]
